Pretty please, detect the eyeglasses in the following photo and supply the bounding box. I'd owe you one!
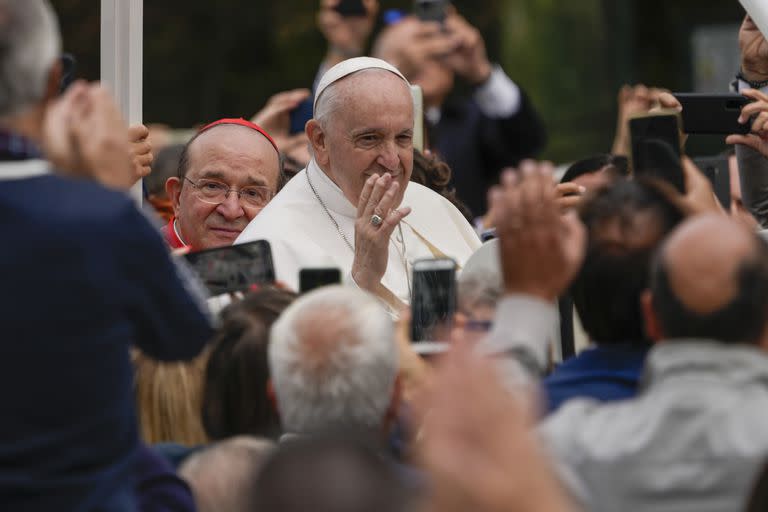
[184,177,273,208]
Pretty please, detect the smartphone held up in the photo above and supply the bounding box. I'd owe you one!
[629,111,685,193]
[183,240,276,296]
[410,258,457,352]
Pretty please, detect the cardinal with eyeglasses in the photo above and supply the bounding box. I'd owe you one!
[236,57,481,310]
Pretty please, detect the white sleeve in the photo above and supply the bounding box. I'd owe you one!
[473,64,522,119]
[478,294,558,377]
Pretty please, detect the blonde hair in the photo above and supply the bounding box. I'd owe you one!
[133,348,210,446]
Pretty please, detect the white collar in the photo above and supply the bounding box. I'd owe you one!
[307,159,358,219]
[0,159,50,181]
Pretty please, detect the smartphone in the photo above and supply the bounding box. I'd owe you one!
[184,240,275,296]
[411,258,457,344]
[629,112,685,193]
[415,0,448,23]
[673,93,751,135]
[299,268,342,294]
[693,156,732,210]
[335,0,367,17]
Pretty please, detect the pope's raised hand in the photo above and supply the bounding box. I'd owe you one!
[351,173,412,292]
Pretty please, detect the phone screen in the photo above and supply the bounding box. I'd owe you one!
[411,259,457,342]
[630,114,684,193]
[335,0,367,16]
[415,0,448,23]
[299,268,342,294]
[184,240,275,296]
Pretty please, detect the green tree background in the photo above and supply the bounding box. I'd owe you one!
[51,0,746,162]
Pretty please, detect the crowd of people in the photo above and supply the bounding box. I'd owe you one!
[6,0,768,511]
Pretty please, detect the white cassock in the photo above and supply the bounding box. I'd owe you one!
[235,160,481,308]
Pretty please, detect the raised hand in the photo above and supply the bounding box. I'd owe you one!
[318,0,379,65]
[492,161,586,302]
[740,15,768,83]
[726,88,768,158]
[415,340,575,512]
[129,124,153,181]
[43,81,135,190]
[441,12,493,85]
[351,173,412,291]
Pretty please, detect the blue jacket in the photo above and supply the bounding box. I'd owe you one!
[0,168,213,511]
[543,344,650,414]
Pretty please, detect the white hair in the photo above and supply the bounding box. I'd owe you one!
[180,436,275,512]
[0,0,61,118]
[268,285,397,434]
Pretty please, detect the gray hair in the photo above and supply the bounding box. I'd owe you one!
[0,0,61,118]
[179,436,275,512]
[458,270,503,315]
[268,285,397,434]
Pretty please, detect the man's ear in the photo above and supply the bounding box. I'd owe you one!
[383,375,403,435]
[43,60,63,104]
[641,289,664,344]
[306,119,329,167]
[266,378,280,418]
[166,177,183,217]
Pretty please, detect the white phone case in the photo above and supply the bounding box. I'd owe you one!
[741,0,768,40]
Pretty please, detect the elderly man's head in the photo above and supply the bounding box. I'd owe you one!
[306,62,415,208]
[165,121,281,249]
[0,0,61,123]
[645,214,768,346]
[268,285,399,436]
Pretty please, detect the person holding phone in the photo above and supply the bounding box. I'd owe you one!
[371,7,547,218]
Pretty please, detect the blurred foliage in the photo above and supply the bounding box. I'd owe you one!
[51,0,746,163]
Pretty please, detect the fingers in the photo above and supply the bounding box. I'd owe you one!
[128,124,149,143]
[655,92,683,112]
[357,174,378,217]
[554,182,586,198]
[375,179,400,219]
[727,133,768,158]
[362,173,391,218]
[380,205,412,233]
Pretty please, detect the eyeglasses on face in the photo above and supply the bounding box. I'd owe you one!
[184,177,273,208]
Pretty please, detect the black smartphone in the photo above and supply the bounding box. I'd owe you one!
[693,156,732,210]
[335,0,367,17]
[629,112,685,193]
[299,268,342,294]
[415,0,449,23]
[673,93,752,135]
[411,258,457,343]
[59,53,77,94]
[184,240,275,296]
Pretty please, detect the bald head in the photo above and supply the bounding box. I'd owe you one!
[650,214,768,344]
[662,215,755,313]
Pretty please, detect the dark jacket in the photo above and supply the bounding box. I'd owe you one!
[429,89,547,216]
[543,344,650,414]
[0,168,213,511]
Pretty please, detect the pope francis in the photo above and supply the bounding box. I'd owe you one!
[236,57,481,309]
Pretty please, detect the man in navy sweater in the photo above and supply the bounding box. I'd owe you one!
[0,1,213,510]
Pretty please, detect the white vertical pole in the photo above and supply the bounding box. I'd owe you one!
[100,0,143,203]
